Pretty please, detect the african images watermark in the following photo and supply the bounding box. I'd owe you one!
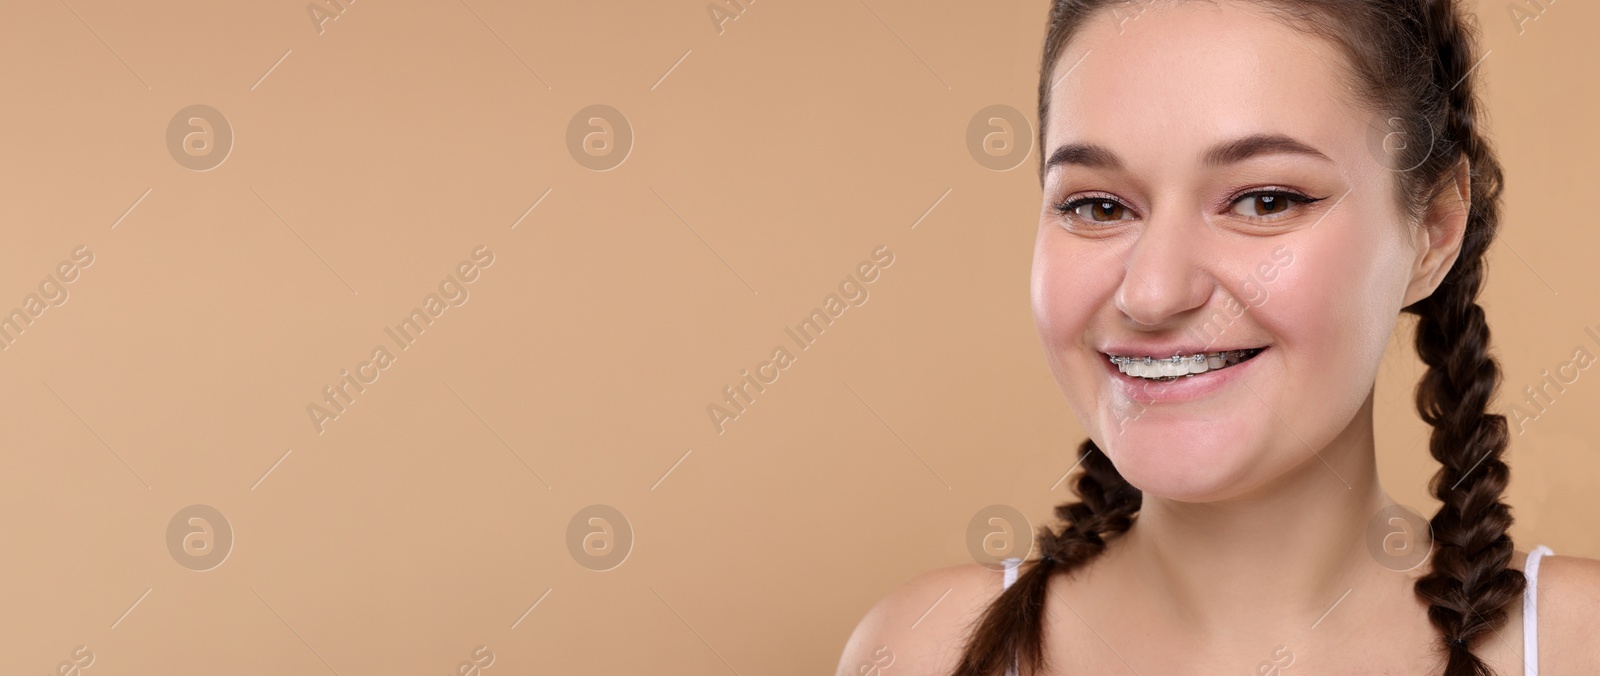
[1,245,95,352]
[306,245,496,434]
[47,645,95,675]
[966,504,1033,571]
[1509,0,1559,36]
[567,505,633,572]
[707,0,756,35]
[167,505,234,572]
[1253,645,1296,675]
[167,105,233,171]
[567,106,632,172]
[1191,244,1295,346]
[1506,323,1598,435]
[706,245,895,434]
[308,0,357,35]
[852,645,896,675]
[446,645,495,675]
[1365,503,1432,572]
[967,105,1033,171]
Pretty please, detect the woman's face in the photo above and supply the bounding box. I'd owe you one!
[1032,1,1430,502]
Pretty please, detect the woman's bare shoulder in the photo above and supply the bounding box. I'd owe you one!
[835,561,1008,676]
[1533,553,1600,672]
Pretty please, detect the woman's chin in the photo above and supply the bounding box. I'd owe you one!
[1094,422,1265,503]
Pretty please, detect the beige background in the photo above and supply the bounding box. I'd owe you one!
[1,0,1595,673]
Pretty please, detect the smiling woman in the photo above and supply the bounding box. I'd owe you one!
[837,1,1600,675]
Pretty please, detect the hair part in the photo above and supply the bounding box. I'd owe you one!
[963,1,1520,674]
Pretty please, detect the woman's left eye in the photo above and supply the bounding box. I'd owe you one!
[1228,191,1318,218]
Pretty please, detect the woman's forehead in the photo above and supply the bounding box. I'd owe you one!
[1042,1,1371,169]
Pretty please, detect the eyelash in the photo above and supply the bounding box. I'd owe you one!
[1053,188,1326,226]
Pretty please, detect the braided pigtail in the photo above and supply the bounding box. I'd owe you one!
[951,439,1141,676]
[1406,2,1524,673]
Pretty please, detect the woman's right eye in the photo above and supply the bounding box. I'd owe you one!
[1056,196,1134,224]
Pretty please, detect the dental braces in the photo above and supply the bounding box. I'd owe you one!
[1106,349,1255,365]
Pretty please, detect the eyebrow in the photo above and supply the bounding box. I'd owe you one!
[1044,133,1333,172]
[1203,133,1333,166]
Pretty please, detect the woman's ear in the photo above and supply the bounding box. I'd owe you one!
[1401,155,1472,306]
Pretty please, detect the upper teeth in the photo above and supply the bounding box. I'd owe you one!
[1108,349,1261,380]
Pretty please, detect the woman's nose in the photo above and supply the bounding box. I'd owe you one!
[1113,214,1214,327]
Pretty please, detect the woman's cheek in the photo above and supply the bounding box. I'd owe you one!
[1262,234,1387,420]
[1032,240,1114,404]
[1030,238,1094,343]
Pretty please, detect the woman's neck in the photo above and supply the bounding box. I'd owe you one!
[1109,391,1405,637]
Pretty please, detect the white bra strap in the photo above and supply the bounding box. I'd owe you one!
[1524,545,1554,676]
[1001,557,1023,676]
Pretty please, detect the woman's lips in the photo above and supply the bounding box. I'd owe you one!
[1100,346,1269,404]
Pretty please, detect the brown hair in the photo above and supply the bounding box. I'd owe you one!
[955,1,1521,674]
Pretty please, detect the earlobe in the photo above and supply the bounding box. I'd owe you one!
[1402,156,1472,306]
